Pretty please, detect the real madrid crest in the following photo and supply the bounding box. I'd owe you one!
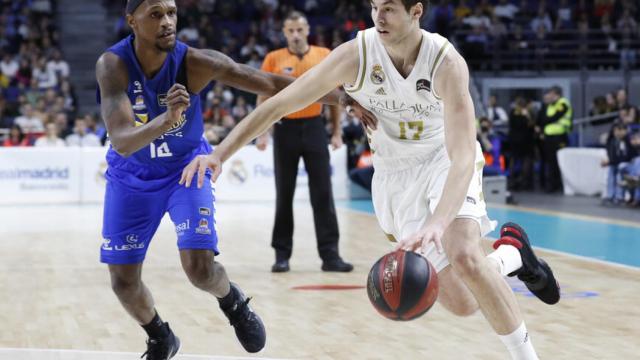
[370,64,386,85]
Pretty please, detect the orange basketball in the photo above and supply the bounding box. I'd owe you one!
[366,250,439,321]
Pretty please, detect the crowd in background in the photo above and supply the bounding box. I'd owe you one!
[0,0,106,148]
[2,0,640,206]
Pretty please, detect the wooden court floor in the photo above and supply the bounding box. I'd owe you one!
[0,202,638,359]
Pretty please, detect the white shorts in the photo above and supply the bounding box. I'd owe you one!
[371,142,497,273]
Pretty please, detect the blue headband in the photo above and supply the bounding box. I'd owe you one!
[126,0,145,14]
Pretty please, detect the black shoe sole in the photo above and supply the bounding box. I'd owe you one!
[498,222,561,305]
[271,265,290,273]
[170,337,181,359]
[521,259,560,305]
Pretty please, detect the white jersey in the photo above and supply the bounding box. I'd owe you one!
[344,28,451,163]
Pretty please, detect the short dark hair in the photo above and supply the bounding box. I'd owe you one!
[400,0,430,13]
[285,10,307,23]
[547,85,562,96]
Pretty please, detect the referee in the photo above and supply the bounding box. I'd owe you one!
[256,11,352,273]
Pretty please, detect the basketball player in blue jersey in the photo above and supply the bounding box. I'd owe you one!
[95,1,340,358]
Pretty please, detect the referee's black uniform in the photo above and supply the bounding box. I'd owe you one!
[261,45,352,272]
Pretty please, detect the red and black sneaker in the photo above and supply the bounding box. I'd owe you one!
[493,222,561,305]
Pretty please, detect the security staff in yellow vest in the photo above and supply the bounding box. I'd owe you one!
[537,86,573,193]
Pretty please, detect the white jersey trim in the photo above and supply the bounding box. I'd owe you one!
[430,41,451,100]
[344,32,366,93]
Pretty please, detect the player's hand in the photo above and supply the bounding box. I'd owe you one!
[347,102,378,130]
[395,221,446,255]
[341,93,377,130]
[166,83,190,122]
[331,133,343,150]
[179,153,223,188]
[256,133,269,151]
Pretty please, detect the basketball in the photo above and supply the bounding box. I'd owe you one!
[367,250,439,321]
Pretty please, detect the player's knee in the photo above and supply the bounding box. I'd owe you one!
[110,273,141,297]
[182,255,220,289]
[450,249,483,279]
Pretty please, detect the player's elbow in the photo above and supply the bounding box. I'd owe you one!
[109,137,133,157]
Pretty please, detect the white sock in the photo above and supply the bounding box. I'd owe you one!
[498,322,538,360]
[487,245,523,276]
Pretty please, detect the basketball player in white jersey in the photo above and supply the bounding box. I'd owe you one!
[180,1,560,358]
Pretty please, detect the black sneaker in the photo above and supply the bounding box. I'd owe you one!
[493,222,561,305]
[220,283,266,353]
[140,323,180,360]
[321,258,354,272]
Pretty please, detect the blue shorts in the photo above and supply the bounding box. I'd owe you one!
[101,176,219,264]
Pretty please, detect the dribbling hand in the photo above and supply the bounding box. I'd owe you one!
[179,153,223,188]
[395,222,445,255]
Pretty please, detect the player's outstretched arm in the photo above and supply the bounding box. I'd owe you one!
[96,53,189,157]
[429,49,477,228]
[186,48,342,105]
[180,40,359,188]
[395,48,477,254]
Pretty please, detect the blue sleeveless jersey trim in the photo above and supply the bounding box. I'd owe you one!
[97,35,211,189]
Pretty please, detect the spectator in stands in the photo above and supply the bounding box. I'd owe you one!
[530,5,553,33]
[52,112,71,139]
[32,57,57,90]
[477,116,503,176]
[0,53,18,79]
[463,7,491,30]
[602,122,635,205]
[464,26,489,67]
[619,104,638,127]
[494,0,519,25]
[14,103,44,133]
[508,97,536,191]
[0,94,9,128]
[46,49,70,81]
[240,35,267,61]
[538,86,573,193]
[246,51,263,69]
[477,0,494,17]
[621,132,640,207]
[431,0,455,38]
[59,80,77,115]
[15,58,32,87]
[507,25,529,70]
[486,95,508,127]
[597,13,618,68]
[177,17,199,46]
[454,0,472,22]
[533,25,551,69]
[618,9,638,69]
[589,95,618,126]
[2,125,29,147]
[34,122,65,147]
[231,96,252,121]
[613,89,638,129]
[488,13,508,51]
[555,0,573,30]
[65,117,101,147]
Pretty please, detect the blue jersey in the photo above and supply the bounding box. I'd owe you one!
[98,35,211,191]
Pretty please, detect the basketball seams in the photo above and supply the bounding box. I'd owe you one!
[368,251,439,322]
